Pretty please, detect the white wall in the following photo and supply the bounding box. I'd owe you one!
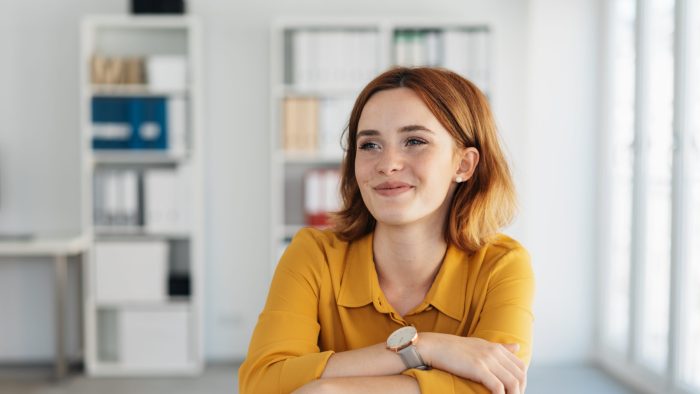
[0,0,598,366]
[523,0,600,363]
[0,0,124,362]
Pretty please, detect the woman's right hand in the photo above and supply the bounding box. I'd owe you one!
[416,332,526,394]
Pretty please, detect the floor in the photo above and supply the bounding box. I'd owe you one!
[0,362,642,394]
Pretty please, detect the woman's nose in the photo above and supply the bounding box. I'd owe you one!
[375,146,404,175]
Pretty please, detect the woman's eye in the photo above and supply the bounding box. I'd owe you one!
[358,142,379,150]
[406,138,426,146]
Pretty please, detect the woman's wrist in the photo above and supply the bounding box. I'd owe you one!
[415,331,440,368]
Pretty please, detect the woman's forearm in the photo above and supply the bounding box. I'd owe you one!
[294,375,420,394]
[319,332,483,379]
[320,342,406,378]
[318,332,526,394]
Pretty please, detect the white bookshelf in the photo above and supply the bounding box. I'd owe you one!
[80,15,204,376]
[270,17,492,274]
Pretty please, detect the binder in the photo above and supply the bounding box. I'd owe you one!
[304,168,341,227]
[92,97,133,149]
[283,97,319,153]
[319,97,352,158]
[143,165,191,232]
[93,169,141,227]
[132,97,168,150]
[92,97,168,150]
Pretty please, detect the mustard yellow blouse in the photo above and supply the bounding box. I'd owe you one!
[239,227,535,393]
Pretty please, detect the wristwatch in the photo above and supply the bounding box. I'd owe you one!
[386,326,429,370]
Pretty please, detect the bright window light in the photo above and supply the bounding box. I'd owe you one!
[680,0,700,388]
[638,0,674,374]
[604,0,636,354]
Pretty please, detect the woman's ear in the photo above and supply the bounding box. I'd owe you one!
[456,147,480,181]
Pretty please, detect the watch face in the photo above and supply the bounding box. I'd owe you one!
[387,326,418,349]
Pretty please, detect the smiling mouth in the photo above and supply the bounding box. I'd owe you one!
[374,185,414,196]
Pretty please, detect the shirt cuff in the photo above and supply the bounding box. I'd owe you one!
[280,350,335,393]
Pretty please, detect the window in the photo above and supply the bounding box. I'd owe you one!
[602,0,700,391]
[681,1,700,388]
[638,0,674,373]
[603,0,635,355]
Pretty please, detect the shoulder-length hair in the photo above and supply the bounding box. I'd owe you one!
[330,67,517,253]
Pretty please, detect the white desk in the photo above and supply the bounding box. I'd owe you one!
[0,234,91,379]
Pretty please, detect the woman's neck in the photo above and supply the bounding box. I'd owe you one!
[372,222,448,292]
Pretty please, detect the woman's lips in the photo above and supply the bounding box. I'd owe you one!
[374,182,414,196]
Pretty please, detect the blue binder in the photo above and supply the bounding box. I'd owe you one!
[92,97,168,150]
[133,97,168,150]
[92,97,133,149]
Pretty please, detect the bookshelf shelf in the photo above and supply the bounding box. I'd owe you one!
[95,299,192,309]
[80,15,204,377]
[89,84,190,98]
[83,14,197,29]
[276,85,362,98]
[279,151,344,164]
[94,227,191,239]
[270,18,492,275]
[92,151,189,165]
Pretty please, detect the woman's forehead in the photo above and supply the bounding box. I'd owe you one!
[358,88,442,132]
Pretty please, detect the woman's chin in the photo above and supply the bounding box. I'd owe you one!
[372,212,417,227]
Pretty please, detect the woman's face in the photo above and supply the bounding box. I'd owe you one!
[355,87,464,228]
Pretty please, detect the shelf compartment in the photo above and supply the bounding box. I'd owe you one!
[95,306,192,369]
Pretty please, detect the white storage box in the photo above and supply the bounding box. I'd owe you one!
[147,56,187,91]
[95,241,168,303]
[120,308,191,368]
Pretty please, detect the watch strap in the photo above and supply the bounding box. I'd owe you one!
[398,345,429,370]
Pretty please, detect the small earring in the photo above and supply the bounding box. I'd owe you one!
[455,176,463,183]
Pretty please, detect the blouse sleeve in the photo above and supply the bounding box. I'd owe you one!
[238,229,334,394]
[402,246,535,393]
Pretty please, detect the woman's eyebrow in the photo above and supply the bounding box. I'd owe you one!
[357,125,433,138]
[357,129,380,138]
[399,124,434,134]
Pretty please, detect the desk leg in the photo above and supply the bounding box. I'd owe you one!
[77,253,84,361]
[54,254,67,379]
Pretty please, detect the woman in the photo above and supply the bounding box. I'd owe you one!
[240,67,535,394]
